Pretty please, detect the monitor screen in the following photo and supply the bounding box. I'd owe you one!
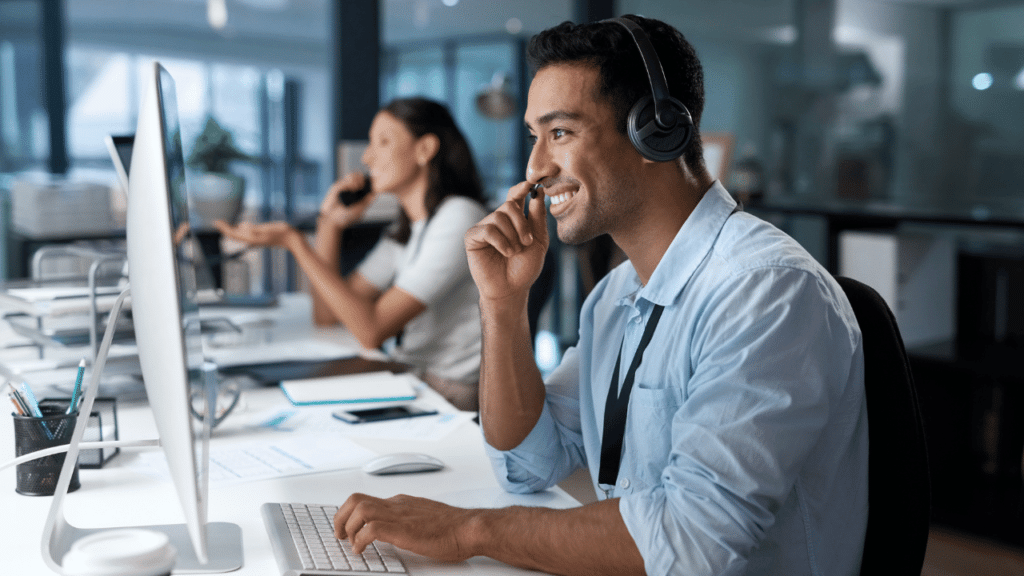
[158,61,209,528]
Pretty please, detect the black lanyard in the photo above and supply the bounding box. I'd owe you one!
[598,304,666,488]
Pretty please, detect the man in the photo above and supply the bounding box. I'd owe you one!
[334,15,868,575]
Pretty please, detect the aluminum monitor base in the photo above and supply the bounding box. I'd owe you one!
[40,288,243,574]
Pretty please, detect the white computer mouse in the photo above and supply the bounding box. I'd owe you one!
[361,452,445,475]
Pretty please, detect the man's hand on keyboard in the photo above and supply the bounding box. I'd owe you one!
[333,493,479,562]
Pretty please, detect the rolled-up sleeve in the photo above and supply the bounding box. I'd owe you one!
[485,346,588,494]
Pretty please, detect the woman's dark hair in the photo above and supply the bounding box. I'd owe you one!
[381,97,485,243]
[527,15,706,172]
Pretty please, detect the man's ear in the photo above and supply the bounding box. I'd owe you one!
[416,133,441,166]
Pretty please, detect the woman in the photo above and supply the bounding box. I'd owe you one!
[215,97,488,411]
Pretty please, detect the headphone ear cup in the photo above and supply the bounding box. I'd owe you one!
[626,95,693,162]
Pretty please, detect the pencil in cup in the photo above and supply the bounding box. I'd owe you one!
[12,399,81,496]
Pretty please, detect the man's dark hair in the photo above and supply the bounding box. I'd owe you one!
[381,97,485,243]
[527,14,706,172]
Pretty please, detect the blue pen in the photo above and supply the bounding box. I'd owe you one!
[68,359,86,415]
[18,382,43,418]
[19,382,53,439]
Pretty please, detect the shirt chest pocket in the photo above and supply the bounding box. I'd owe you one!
[619,383,683,492]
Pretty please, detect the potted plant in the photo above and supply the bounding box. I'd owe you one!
[186,116,256,230]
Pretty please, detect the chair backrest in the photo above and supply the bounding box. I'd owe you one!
[528,246,557,340]
[834,275,930,575]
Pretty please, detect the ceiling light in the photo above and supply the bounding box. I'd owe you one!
[442,0,459,6]
[207,0,228,31]
[414,0,429,29]
[972,72,993,91]
[1015,67,1024,91]
[505,18,523,34]
[764,25,796,44]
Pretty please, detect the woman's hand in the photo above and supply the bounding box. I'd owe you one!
[213,219,302,251]
[318,172,376,232]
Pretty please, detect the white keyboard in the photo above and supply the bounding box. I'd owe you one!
[262,502,408,575]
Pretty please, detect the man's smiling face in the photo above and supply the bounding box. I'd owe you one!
[525,63,646,245]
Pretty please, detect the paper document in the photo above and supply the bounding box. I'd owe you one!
[280,371,417,406]
[134,434,377,484]
[208,435,377,483]
[205,337,357,368]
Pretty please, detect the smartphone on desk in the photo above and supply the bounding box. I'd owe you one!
[332,405,437,424]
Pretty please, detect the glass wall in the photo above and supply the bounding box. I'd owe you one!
[623,0,1024,215]
[385,47,446,102]
[0,0,48,174]
[455,42,521,205]
[949,3,1024,206]
[62,47,282,212]
[0,0,334,285]
[13,0,1022,275]
[383,39,523,207]
[62,38,330,222]
[380,0,574,207]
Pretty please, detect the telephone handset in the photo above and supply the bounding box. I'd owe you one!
[338,175,372,206]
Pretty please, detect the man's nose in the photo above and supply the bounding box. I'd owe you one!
[526,139,555,185]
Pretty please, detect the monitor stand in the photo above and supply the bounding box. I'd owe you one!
[40,287,243,574]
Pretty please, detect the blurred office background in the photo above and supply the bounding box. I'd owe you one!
[2,1,1024,572]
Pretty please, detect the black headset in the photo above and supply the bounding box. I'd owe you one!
[604,17,694,162]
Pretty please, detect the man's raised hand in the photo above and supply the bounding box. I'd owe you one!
[464,181,549,304]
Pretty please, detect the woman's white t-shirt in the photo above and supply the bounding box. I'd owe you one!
[356,196,488,385]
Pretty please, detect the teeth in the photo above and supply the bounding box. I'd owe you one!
[550,191,575,205]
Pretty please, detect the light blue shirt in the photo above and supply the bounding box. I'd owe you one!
[485,182,868,575]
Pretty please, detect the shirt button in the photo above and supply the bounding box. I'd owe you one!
[618,478,630,489]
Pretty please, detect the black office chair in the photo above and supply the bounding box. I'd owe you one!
[527,246,557,342]
[834,276,931,575]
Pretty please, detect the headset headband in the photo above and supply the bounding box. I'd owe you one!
[603,17,678,130]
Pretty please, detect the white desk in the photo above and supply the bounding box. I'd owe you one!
[1,293,579,574]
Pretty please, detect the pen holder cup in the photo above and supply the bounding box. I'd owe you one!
[13,401,81,496]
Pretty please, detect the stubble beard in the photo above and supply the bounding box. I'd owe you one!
[554,179,637,246]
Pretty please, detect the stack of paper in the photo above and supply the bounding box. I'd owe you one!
[0,285,127,316]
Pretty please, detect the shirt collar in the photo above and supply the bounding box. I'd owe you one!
[620,181,737,308]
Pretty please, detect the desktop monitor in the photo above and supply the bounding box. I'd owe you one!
[124,61,241,570]
[126,60,210,564]
[39,61,241,574]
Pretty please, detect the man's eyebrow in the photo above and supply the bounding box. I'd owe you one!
[525,110,583,131]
